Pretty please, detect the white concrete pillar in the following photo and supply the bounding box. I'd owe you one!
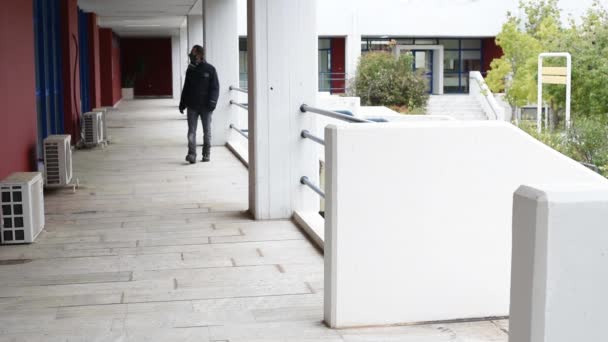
[433,48,444,95]
[187,14,204,50]
[345,10,361,81]
[179,20,188,88]
[204,0,239,146]
[511,185,608,342]
[171,35,181,100]
[247,0,319,220]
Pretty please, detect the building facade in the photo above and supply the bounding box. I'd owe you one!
[237,0,603,94]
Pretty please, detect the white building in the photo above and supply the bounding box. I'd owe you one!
[236,0,606,94]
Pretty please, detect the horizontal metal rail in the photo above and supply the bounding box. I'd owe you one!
[229,86,248,94]
[300,104,372,123]
[229,100,249,111]
[229,124,249,139]
[300,176,325,199]
[301,130,325,146]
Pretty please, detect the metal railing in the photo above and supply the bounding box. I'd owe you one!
[229,100,248,111]
[300,130,325,146]
[230,124,248,139]
[300,104,373,123]
[300,176,325,199]
[229,85,248,94]
[319,72,348,94]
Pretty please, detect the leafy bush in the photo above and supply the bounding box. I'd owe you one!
[352,52,429,111]
[519,117,608,177]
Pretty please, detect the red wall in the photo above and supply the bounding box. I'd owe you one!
[330,37,346,94]
[482,38,503,75]
[100,28,122,106]
[121,38,173,97]
[88,13,101,109]
[60,0,81,142]
[0,1,38,179]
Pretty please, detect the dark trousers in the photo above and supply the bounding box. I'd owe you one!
[187,108,212,157]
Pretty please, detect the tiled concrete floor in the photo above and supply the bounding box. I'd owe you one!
[0,99,508,341]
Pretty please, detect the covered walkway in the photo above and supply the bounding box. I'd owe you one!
[0,100,507,341]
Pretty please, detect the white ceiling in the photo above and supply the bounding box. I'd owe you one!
[78,0,200,37]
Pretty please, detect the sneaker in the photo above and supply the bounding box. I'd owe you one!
[202,155,210,162]
[185,154,196,164]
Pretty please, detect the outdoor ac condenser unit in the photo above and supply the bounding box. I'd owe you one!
[0,172,45,244]
[43,135,73,187]
[83,111,104,146]
[92,108,109,142]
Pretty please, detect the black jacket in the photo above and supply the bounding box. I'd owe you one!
[179,61,220,113]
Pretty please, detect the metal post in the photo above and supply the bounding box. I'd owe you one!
[537,55,543,134]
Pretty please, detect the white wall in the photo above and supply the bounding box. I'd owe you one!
[511,185,608,342]
[323,121,608,328]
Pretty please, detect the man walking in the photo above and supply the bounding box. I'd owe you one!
[179,45,220,163]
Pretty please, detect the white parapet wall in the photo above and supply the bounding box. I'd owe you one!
[510,185,608,342]
[323,120,608,328]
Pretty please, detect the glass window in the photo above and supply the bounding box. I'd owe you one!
[395,39,414,45]
[444,74,461,93]
[414,39,437,45]
[319,38,331,50]
[368,39,391,52]
[461,50,482,73]
[461,39,482,49]
[361,40,369,52]
[439,39,459,49]
[239,38,248,89]
[444,50,460,73]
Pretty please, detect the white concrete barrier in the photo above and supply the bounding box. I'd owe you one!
[510,185,608,342]
[323,121,608,328]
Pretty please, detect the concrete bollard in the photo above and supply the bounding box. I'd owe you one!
[510,185,608,342]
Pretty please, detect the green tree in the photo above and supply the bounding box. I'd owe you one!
[353,52,428,111]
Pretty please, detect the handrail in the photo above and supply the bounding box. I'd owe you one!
[229,86,248,94]
[300,104,373,123]
[300,176,325,199]
[470,71,503,121]
[229,124,248,139]
[229,100,248,111]
[301,130,325,146]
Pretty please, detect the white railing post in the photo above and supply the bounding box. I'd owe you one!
[511,185,608,342]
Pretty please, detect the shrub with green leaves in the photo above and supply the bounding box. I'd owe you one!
[352,52,429,111]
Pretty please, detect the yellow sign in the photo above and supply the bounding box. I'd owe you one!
[542,75,568,85]
[542,67,568,76]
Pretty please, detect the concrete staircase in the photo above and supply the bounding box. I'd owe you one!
[426,95,488,120]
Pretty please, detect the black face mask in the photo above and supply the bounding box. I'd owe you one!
[189,53,198,65]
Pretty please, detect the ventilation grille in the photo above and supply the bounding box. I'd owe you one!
[84,115,94,144]
[1,186,26,243]
[44,142,60,185]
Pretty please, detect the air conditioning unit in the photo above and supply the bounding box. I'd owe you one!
[1,172,45,244]
[43,135,73,187]
[83,111,104,146]
[92,107,109,142]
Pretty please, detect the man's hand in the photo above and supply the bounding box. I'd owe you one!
[208,100,217,112]
[179,104,186,114]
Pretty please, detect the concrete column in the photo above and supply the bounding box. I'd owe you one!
[433,48,444,95]
[204,0,239,146]
[247,0,319,220]
[511,185,608,342]
[171,35,181,100]
[187,14,203,49]
[179,20,188,88]
[345,10,361,82]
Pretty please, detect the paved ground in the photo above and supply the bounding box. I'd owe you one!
[0,99,509,341]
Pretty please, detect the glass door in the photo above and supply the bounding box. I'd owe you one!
[412,50,433,93]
